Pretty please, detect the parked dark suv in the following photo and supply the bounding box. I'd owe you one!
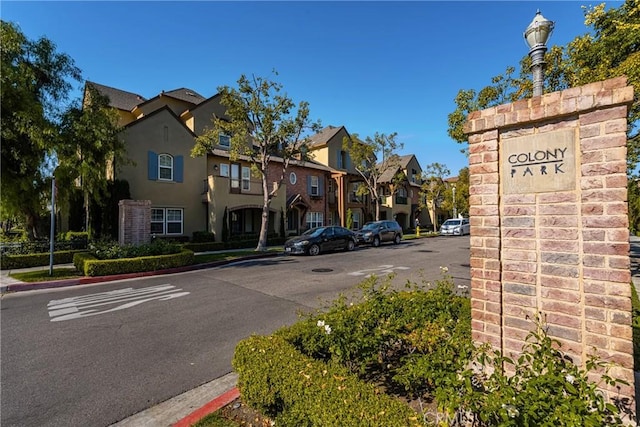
[355,220,403,247]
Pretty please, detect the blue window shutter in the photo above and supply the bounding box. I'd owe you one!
[318,177,324,194]
[346,154,351,169]
[307,176,312,194]
[148,151,158,180]
[337,150,343,169]
[175,155,184,182]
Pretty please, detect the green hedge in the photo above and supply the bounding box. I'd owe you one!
[1,250,86,270]
[233,335,420,427]
[74,248,194,277]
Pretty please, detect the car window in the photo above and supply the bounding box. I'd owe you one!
[304,227,325,237]
[362,223,377,231]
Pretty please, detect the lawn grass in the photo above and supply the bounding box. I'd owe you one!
[10,268,83,282]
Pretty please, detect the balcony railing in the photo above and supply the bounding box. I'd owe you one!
[395,195,408,205]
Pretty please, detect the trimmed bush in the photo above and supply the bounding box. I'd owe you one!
[77,248,194,276]
[1,250,85,270]
[73,252,97,272]
[192,231,216,243]
[233,335,420,427]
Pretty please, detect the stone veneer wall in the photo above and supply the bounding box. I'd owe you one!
[464,76,635,405]
[119,199,151,246]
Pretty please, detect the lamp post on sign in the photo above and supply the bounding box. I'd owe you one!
[524,10,554,97]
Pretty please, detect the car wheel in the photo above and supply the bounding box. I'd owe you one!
[393,234,401,245]
[346,240,355,251]
[307,244,320,256]
[372,236,381,247]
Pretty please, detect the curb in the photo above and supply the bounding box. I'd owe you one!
[1,252,280,293]
[172,387,240,427]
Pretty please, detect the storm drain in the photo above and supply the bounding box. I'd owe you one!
[311,268,334,273]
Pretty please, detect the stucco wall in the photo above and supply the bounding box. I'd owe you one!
[116,109,207,239]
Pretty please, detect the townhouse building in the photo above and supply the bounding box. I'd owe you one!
[83,82,446,241]
[85,82,334,241]
[306,125,370,229]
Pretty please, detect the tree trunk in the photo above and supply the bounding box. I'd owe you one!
[25,210,39,240]
[256,178,270,251]
[374,199,380,221]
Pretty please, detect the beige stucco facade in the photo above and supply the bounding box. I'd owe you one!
[115,107,208,238]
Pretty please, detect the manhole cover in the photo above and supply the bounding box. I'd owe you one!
[312,268,333,273]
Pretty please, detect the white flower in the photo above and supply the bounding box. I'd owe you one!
[317,320,325,327]
[565,374,575,384]
[440,266,449,273]
[324,325,332,335]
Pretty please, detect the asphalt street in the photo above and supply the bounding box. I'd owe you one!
[1,236,470,427]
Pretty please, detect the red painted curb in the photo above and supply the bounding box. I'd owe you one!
[172,387,240,427]
[2,252,280,293]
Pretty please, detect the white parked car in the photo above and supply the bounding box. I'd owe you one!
[440,218,470,236]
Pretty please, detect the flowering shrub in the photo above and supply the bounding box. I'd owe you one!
[438,315,632,426]
[277,273,472,399]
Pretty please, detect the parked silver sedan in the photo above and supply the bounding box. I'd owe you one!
[440,218,470,236]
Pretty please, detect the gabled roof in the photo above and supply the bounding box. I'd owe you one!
[87,81,146,111]
[379,165,403,184]
[123,105,197,137]
[161,88,206,105]
[398,154,418,169]
[308,125,347,148]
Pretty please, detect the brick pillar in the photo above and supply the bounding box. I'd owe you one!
[465,77,635,408]
[118,200,151,246]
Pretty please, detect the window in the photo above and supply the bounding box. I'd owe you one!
[219,134,230,147]
[219,163,229,177]
[166,209,183,234]
[231,164,240,190]
[290,172,297,185]
[353,212,360,230]
[242,166,250,191]
[151,209,164,234]
[148,151,183,182]
[151,208,183,235]
[306,212,323,229]
[310,175,319,196]
[158,154,173,180]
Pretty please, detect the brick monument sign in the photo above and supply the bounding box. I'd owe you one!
[119,199,151,246]
[464,76,635,410]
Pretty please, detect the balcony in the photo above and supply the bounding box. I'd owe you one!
[201,175,269,204]
[395,195,408,205]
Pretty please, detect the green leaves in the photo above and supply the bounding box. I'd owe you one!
[192,72,319,250]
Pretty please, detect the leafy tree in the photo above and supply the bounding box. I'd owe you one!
[343,132,403,221]
[192,72,320,251]
[57,85,126,235]
[420,163,450,232]
[1,20,81,239]
[448,0,639,169]
[346,208,354,230]
[453,167,470,218]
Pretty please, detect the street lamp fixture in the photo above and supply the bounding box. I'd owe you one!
[524,10,554,97]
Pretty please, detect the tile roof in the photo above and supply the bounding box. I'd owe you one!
[379,166,402,183]
[398,154,416,168]
[86,81,146,111]
[161,88,206,105]
[308,125,345,148]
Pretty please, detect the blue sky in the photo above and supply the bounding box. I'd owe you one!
[2,1,608,177]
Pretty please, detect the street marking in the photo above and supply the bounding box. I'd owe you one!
[47,284,190,322]
[348,265,410,278]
